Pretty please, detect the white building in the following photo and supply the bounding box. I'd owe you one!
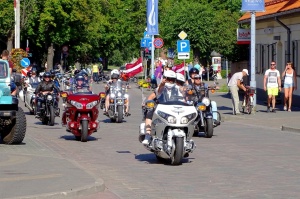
[239,0,300,106]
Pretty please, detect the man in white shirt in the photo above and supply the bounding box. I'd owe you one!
[263,61,281,113]
[227,69,248,115]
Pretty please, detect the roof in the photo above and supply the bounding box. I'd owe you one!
[239,0,300,23]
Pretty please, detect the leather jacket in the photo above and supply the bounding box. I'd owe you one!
[35,80,60,94]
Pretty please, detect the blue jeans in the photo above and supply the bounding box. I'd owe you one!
[93,72,99,83]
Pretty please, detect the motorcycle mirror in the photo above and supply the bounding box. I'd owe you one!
[211,89,215,94]
[99,92,106,99]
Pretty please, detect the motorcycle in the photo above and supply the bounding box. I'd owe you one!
[61,86,100,142]
[106,80,129,123]
[21,82,39,115]
[139,89,197,165]
[36,92,60,126]
[186,83,221,138]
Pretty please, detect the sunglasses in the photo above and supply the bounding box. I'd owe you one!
[165,77,175,82]
[271,64,276,65]
[194,78,201,80]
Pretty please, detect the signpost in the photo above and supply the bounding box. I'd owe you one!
[241,0,265,111]
[177,31,190,77]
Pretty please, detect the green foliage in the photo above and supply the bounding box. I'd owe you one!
[217,83,229,93]
[109,50,124,67]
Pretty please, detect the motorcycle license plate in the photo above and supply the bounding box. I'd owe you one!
[117,99,123,104]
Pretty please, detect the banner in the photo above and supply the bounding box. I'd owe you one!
[237,28,251,44]
[212,57,221,72]
[125,58,143,77]
[146,0,159,35]
[241,0,265,12]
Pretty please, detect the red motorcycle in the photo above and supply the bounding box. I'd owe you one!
[61,86,100,142]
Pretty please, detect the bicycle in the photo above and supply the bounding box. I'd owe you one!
[241,86,255,114]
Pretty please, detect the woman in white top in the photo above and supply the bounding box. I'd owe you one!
[282,62,297,111]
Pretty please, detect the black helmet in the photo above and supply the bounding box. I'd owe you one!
[50,69,55,74]
[75,75,85,83]
[189,68,199,77]
[43,72,51,78]
[74,69,81,75]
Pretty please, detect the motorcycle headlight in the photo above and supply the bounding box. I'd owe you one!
[124,94,129,98]
[47,95,53,100]
[110,93,115,98]
[86,100,98,109]
[202,97,210,106]
[157,111,176,124]
[70,100,83,109]
[117,92,122,97]
[180,113,197,124]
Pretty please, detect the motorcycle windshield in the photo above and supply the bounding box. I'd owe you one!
[72,85,92,94]
[110,80,124,93]
[157,86,189,106]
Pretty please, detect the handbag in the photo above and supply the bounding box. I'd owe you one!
[281,72,286,88]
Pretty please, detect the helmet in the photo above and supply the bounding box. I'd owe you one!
[43,72,51,78]
[111,69,120,76]
[74,69,81,75]
[163,70,176,79]
[75,75,85,83]
[176,73,185,83]
[50,69,55,74]
[27,71,32,77]
[111,69,120,79]
[189,68,199,77]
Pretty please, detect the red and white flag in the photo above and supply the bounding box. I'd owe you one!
[173,62,184,75]
[125,57,143,77]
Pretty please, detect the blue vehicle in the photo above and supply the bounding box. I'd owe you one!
[0,59,26,144]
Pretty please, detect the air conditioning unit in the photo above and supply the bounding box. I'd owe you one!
[264,27,274,34]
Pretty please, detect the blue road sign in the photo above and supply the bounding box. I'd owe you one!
[141,38,152,48]
[143,31,151,38]
[177,40,190,53]
[20,58,30,68]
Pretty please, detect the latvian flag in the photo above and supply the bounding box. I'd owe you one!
[173,62,184,75]
[125,57,143,77]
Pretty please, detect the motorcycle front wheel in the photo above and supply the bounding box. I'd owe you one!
[171,137,184,165]
[116,105,123,123]
[81,120,88,142]
[49,106,55,126]
[204,118,214,138]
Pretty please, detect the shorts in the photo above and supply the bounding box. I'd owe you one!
[284,83,293,88]
[267,87,278,96]
[10,81,17,92]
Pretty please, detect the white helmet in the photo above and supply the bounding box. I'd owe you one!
[176,73,185,82]
[111,69,120,76]
[163,70,176,79]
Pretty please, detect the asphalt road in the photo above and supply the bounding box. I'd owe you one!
[2,81,300,199]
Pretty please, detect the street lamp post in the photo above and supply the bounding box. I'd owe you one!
[14,0,20,48]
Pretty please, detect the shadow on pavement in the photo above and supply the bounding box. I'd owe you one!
[60,135,98,141]
[135,153,193,165]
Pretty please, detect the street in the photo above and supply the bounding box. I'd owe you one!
[1,81,300,199]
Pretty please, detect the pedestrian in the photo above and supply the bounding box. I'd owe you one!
[282,62,297,112]
[263,61,281,113]
[194,61,200,71]
[187,62,193,79]
[92,62,99,84]
[154,60,162,86]
[227,69,248,115]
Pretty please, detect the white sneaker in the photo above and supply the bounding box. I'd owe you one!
[142,134,151,145]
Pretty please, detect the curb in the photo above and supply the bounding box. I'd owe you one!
[281,126,300,133]
[7,178,105,199]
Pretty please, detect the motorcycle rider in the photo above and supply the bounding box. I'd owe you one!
[25,71,40,85]
[104,69,130,116]
[186,74,220,126]
[73,75,91,92]
[186,68,199,86]
[35,72,60,116]
[142,70,183,145]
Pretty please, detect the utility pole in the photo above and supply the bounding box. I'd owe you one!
[14,0,20,48]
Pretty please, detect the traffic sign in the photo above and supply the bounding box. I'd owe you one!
[62,45,68,52]
[177,40,190,53]
[140,38,152,48]
[28,53,32,57]
[178,52,190,60]
[178,31,187,40]
[154,38,164,48]
[143,31,151,38]
[20,58,30,68]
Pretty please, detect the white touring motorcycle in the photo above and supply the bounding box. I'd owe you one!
[139,87,197,165]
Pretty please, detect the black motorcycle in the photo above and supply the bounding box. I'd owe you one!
[36,92,60,126]
[186,83,219,138]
